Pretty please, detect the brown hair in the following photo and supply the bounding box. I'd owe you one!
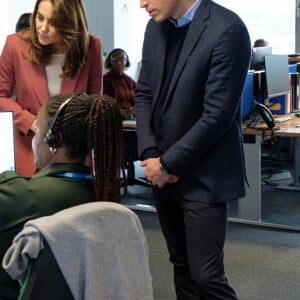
[45,93,123,203]
[29,0,89,79]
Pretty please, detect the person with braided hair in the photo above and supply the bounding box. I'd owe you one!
[0,93,122,299]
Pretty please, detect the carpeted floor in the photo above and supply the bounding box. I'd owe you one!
[123,162,300,300]
[134,210,300,300]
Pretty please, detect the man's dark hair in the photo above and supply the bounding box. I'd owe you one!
[253,38,269,48]
[15,13,32,32]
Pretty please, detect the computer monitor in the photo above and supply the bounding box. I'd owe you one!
[264,55,290,98]
[0,112,15,172]
[250,46,273,70]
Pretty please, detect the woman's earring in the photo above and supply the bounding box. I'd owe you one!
[50,147,57,155]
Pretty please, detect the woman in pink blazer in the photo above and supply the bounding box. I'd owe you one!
[0,0,102,176]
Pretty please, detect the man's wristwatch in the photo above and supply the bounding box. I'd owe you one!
[159,157,169,175]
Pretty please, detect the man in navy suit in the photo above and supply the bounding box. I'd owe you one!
[135,0,251,298]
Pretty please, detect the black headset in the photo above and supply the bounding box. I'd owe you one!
[43,95,75,148]
[108,49,130,68]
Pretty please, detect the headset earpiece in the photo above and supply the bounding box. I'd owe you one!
[43,130,61,148]
[43,95,75,148]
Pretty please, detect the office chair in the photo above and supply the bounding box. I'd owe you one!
[123,128,151,187]
[3,202,153,300]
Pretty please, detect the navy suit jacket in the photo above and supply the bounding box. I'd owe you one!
[134,0,251,203]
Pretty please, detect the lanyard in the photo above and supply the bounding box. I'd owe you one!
[55,172,92,180]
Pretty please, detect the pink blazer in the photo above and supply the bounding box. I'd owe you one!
[0,33,103,176]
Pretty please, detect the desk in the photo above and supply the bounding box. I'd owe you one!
[288,56,300,64]
[243,115,300,186]
[124,118,300,230]
[237,115,300,231]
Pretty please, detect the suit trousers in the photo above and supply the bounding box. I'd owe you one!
[152,184,238,300]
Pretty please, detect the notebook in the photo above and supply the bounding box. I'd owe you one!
[0,112,15,172]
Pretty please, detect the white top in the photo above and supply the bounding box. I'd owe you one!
[45,53,65,97]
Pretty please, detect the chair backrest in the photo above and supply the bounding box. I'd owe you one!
[3,202,153,300]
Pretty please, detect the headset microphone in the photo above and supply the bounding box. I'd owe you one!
[43,95,75,148]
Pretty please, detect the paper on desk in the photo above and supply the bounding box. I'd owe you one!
[278,128,300,133]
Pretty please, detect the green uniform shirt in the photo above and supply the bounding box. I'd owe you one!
[0,163,95,300]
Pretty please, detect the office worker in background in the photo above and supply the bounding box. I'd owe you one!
[250,38,270,70]
[253,38,269,48]
[135,0,251,299]
[0,0,103,176]
[0,93,122,299]
[103,48,136,120]
[15,13,32,32]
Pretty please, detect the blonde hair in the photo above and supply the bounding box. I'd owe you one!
[29,0,89,79]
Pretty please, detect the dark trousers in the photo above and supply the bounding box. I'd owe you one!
[152,184,238,300]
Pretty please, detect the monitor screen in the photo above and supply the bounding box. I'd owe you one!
[0,112,15,173]
[250,46,272,70]
[264,55,290,98]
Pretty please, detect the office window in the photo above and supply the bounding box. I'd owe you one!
[214,0,295,54]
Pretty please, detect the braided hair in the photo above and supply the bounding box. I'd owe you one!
[45,93,123,203]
